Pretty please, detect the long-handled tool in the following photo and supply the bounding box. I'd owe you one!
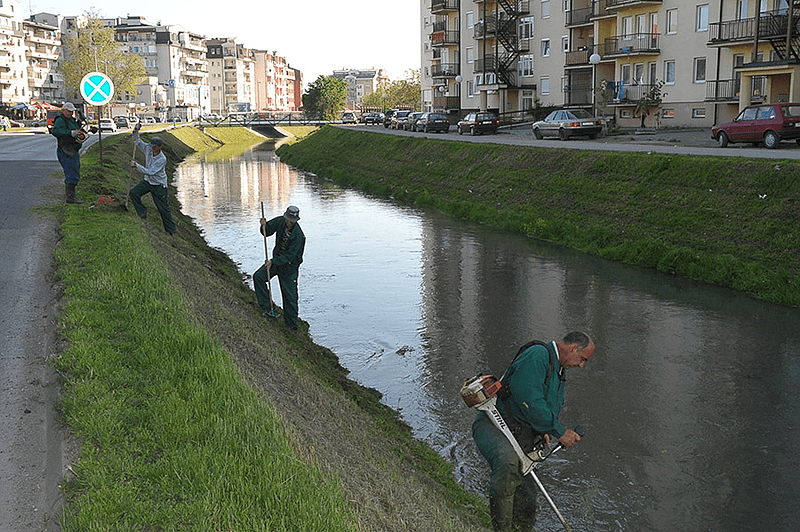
[260,202,279,318]
[461,375,583,532]
[123,126,139,211]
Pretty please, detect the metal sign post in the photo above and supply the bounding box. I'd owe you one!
[80,72,114,165]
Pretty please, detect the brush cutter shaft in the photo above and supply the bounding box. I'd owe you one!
[474,396,578,532]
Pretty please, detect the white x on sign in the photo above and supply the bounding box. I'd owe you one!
[80,72,115,106]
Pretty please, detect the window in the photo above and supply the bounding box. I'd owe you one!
[696,5,709,31]
[737,0,748,19]
[466,47,474,63]
[519,17,534,39]
[662,108,675,118]
[466,11,474,29]
[648,62,658,84]
[622,16,633,39]
[694,57,706,82]
[522,90,535,110]
[541,77,550,94]
[519,54,534,77]
[541,39,551,57]
[562,36,569,53]
[692,108,706,118]
[467,81,474,97]
[667,9,678,34]
[665,60,676,84]
[542,0,550,18]
[622,64,631,84]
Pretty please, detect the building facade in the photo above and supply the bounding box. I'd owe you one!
[420,0,800,129]
[331,68,391,109]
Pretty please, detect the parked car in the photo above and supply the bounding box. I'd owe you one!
[99,118,117,132]
[390,110,412,130]
[414,112,450,133]
[383,109,399,128]
[711,102,800,148]
[362,112,384,125]
[341,111,358,124]
[114,116,130,128]
[532,109,603,140]
[404,112,425,131]
[457,112,500,135]
[142,116,156,124]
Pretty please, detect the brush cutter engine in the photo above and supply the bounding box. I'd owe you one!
[460,374,502,407]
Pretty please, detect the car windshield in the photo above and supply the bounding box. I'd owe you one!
[739,107,758,120]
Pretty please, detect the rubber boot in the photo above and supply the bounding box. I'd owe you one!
[65,183,83,204]
[489,495,516,532]
[512,483,537,532]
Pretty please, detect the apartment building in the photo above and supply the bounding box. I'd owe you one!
[421,0,800,129]
[254,50,291,111]
[207,38,255,114]
[1,0,27,109]
[331,68,391,109]
[23,13,65,104]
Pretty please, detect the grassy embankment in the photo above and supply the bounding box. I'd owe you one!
[54,125,488,531]
[277,126,800,307]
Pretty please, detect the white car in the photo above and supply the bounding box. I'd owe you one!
[99,118,117,132]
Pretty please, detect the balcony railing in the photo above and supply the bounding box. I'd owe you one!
[431,0,459,13]
[564,83,593,105]
[433,95,460,110]
[705,79,740,101]
[431,30,460,46]
[431,63,460,77]
[606,0,662,7]
[565,49,591,66]
[605,81,658,102]
[709,10,798,44]
[602,33,659,55]
[566,6,594,26]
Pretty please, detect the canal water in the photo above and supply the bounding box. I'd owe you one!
[174,141,800,532]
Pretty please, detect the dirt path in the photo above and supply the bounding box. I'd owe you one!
[0,144,74,531]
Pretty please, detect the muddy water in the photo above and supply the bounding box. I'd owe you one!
[174,143,800,532]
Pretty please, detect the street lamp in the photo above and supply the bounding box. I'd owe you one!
[589,53,601,117]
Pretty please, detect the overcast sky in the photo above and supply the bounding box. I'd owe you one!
[26,0,422,87]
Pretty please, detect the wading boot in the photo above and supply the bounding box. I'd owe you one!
[489,495,516,532]
[65,183,83,204]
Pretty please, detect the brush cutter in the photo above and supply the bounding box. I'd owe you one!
[260,202,280,318]
[461,374,584,532]
[123,126,139,211]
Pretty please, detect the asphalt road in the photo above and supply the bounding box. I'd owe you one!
[0,131,70,532]
[0,125,795,531]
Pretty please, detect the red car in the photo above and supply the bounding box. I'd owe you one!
[712,103,800,148]
[457,112,500,135]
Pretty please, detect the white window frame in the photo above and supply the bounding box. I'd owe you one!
[542,0,551,19]
[467,80,474,97]
[664,60,676,84]
[541,76,550,94]
[696,5,709,32]
[466,46,474,64]
[667,9,678,34]
[693,57,706,83]
[466,11,474,29]
[541,38,551,57]
[692,107,706,118]
[519,54,535,77]
[562,35,569,53]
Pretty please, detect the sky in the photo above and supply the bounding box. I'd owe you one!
[27,0,422,87]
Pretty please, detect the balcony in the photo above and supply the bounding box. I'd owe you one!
[431,0,459,13]
[605,0,661,8]
[705,79,740,101]
[708,11,795,46]
[431,63,460,77]
[602,33,659,56]
[566,6,594,26]
[564,83,593,106]
[432,95,460,110]
[606,81,658,103]
[431,29,459,46]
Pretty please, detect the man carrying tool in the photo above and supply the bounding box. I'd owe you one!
[52,102,86,204]
[253,206,305,331]
[472,331,595,531]
[128,124,176,235]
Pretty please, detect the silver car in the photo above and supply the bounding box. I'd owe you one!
[532,109,602,140]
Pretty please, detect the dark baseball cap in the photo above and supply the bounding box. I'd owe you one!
[149,136,163,147]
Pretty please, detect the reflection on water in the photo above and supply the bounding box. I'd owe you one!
[174,143,800,532]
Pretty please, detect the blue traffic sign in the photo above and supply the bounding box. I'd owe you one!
[80,72,114,106]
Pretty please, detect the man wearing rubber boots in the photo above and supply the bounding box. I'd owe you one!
[472,331,595,531]
[253,206,305,330]
[52,102,86,204]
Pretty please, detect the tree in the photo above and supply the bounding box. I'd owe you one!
[59,13,146,110]
[634,80,665,128]
[362,69,421,111]
[302,76,348,120]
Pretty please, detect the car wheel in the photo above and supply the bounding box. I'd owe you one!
[717,131,729,148]
[763,131,779,149]
[470,126,476,136]
[559,129,569,141]
[533,127,543,140]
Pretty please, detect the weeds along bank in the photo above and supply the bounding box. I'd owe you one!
[55,127,488,532]
[277,126,800,308]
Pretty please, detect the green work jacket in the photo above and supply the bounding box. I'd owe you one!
[261,216,305,278]
[498,341,566,438]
